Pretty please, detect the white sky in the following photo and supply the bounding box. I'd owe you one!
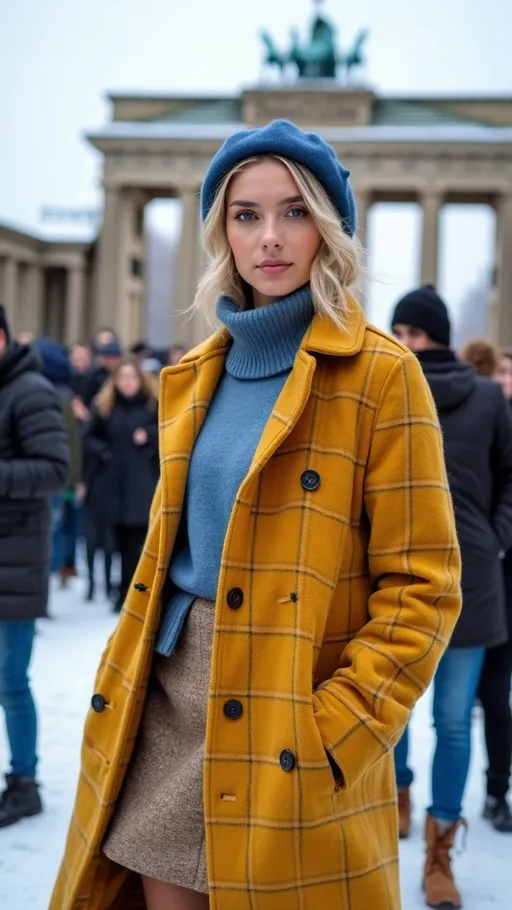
[1,0,511,335]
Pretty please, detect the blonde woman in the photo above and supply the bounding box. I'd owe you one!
[52,120,461,910]
[84,354,159,609]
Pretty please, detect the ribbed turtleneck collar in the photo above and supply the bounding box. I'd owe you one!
[216,285,314,380]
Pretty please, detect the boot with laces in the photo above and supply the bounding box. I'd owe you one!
[0,774,43,828]
[423,813,464,909]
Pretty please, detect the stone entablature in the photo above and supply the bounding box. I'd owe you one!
[0,224,93,342]
[242,86,375,127]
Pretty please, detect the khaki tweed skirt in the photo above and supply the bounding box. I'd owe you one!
[102,597,214,893]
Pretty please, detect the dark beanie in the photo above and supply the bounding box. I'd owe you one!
[201,119,356,237]
[0,304,10,343]
[391,285,451,347]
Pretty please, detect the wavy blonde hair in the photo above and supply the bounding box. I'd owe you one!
[193,155,363,329]
[94,354,159,419]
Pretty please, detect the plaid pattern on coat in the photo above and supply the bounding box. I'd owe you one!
[51,300,461,910]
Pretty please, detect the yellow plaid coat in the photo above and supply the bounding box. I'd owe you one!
[51,300,461,910]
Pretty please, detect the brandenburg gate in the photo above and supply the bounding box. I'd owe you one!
[1,5,512,347]
[88,85,512,348]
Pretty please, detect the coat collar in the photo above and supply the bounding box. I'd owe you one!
[179,294,367,367]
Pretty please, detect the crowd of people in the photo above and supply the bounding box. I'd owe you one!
[0,119,511,910]
[0,311,187,819]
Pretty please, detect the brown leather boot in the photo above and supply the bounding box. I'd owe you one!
[423,814,464,909]
[398,787,411,839]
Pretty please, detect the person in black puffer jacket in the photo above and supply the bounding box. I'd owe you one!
[0,306,69,827]
[391,286,512,907]
[84,354,159,611]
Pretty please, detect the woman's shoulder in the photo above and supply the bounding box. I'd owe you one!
[323,318,426,412]
[340,319,413,384]
[362,321,410,362]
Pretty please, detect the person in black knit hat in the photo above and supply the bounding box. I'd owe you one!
[390,286,512,907]
[392,284,451,350]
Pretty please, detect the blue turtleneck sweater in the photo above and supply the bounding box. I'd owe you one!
[155,285,314,656]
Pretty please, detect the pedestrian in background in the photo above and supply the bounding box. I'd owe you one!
[84,354,159,611]
[476,346,512,832]
[392,286,512,906]
[69,340,93,402]
[33,337,83,584]
[0,305,69,828]
[459,338,499,378]
[82,334,123,408]
[53,120,461,910]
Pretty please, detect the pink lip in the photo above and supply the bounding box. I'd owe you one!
[257,260,293,275]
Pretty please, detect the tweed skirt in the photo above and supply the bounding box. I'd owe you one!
[102,597,214,893]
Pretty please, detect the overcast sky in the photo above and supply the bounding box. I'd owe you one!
[1,0,511,335]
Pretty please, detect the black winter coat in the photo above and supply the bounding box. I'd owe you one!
[84,393,159,529]
[0,344,70,620]
[82,363,110,408]
[418,349,512,648]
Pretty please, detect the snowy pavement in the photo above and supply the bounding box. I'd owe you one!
[0,579,509,910]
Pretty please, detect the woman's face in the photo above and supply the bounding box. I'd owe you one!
[226,158,322,308]
[115,365,141,399]
[496,355,512,400]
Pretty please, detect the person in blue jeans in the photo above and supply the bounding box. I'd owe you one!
[392,287,512,910]
[0,306,69,827]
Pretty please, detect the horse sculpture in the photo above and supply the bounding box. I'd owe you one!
[340,29,369,83]
[260,7,369,83]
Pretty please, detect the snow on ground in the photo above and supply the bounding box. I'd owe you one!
[0,579,509,910]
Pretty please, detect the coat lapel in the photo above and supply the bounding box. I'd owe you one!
[245,350,317,483]
[157,342,228,563]
[244,297,367,484]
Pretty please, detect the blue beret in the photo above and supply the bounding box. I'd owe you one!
[200,119,356,237]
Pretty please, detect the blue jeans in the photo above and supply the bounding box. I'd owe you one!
[394,646,485,822]
[0,620,38,778]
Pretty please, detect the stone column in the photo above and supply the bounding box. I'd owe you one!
[24,264,45,336]
[354,189,370,252]
[353,189,371,304]
[3,257,18,333]
[64,263,85,344]
[94,186,132,335]
[420,190,442,286]
[172,188,201,348]
[493,192,512,345]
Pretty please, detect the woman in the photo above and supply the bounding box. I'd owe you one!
[477,348,512,832]
[459,338,499,379]
[51,120,461,910]
[84,355,159,609]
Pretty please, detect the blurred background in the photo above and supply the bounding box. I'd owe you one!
[1,4,512,908]
[1,0,512,351]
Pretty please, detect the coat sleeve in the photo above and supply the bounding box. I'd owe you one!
[312,350,462,790]
[0,378,70,499]
[490,388,512,552]
[83,412,109,459]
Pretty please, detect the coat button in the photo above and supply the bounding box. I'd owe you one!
[91,694,107,713]
[223,699,243,720]
[227,587,244,610]
[300,470,321,491]
[280,749,296,772]
[134,582,149,593]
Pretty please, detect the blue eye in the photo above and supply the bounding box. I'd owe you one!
[287,207,308,218]
[235,211,256,222]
